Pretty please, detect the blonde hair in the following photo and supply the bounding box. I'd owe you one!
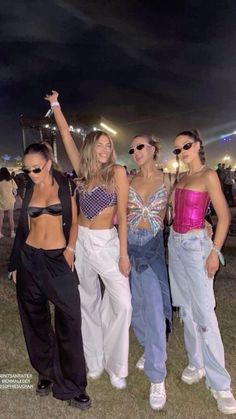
[77,130,116,186]
[133,134,160,160]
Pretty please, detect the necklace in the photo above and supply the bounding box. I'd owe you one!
[187,164,206,176]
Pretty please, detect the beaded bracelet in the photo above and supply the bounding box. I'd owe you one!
[51,101,60,108]
[66,246,75,254]
[212,245,225,266]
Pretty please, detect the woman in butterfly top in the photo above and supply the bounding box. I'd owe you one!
[168,129,236,415]
[9,143,91,410]
[44,91,132,390]
[127,135,172,411]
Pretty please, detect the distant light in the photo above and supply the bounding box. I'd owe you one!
[100,122,117,135]
[52,126,57,131]
[223,154,231,161]
[172,162,179,169]
[69,125,74,132]
[76,128,81,133]
[44,124,49,128]
[163,167,168,172]
[93,126,97,131]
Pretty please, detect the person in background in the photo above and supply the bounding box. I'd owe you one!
[9,143,91,410]
[223,166,234,206]
[0,167,17,238]
[127,135,172,411]
[168,129,236,415]
[44,90,132,390]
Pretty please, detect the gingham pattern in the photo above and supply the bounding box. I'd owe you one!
[78,184,117,220]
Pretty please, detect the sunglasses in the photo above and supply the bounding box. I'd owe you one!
[173,142,194,155]
[128,143,152,155]
[22,162,48,175]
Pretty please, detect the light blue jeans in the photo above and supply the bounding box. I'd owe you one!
[168,228,231,391]
[128,228,167,383]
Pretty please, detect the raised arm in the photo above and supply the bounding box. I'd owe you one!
[45,90,80,174]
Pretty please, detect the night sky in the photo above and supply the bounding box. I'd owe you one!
[1,0,236,169]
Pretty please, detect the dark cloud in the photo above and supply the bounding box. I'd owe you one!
[0,0,236,166]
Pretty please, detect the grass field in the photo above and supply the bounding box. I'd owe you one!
[0,211,235,419]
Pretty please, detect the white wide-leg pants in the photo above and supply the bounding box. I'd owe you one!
[75,226,132,378]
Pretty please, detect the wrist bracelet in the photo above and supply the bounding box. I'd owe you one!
[66,246,75,254]
[212,245,225,266]
[119,255,129,259]
[51,101,60,109]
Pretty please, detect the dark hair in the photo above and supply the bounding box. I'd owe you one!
[0,167,11,181]
[176,129,206,164]
[24,142,53,161]
[133,134,160,161]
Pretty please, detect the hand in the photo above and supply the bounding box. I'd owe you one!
[12,271,17,284]
[44,90,59,104]
[63,248,75,271]
[119,257,131,278]
[205,250,219,278]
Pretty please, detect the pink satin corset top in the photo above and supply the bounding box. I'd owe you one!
[173,188,210,233]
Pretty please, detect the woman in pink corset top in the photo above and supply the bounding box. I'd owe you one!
[168,129,236,415]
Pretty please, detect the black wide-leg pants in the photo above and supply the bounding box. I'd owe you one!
[16,243,87,400]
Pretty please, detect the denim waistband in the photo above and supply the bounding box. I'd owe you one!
[128,227,156,246]
[170,227,207,240]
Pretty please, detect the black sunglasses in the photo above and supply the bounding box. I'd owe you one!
[173,142,194,155]
[128,143,152,155]
[22,162,47,175]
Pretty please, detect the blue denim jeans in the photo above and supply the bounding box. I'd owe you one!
[128,228,167,383]
[168,228,231,391]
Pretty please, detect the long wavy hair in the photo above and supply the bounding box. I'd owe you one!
[77,130,116,187]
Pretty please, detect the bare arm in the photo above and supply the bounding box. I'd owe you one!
[45,91,80,174]
[206,170,230,249]
[205,170,230,277]
[63,195,78,270]
[114,165,130,277]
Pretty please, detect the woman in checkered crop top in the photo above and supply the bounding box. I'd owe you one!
[45,91,132,390]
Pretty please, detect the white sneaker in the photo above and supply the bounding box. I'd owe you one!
[181,365,205,385]
[149,381,166,410]
[110,373,127,390]
[211,389,236,415]
[136,354,145,370]
[87,369,103,380]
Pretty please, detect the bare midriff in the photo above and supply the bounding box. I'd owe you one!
[78,205,117,229]
[26,215,66,249]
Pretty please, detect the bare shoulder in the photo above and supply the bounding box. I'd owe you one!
[204,168,218,182]
[114,164,127,177]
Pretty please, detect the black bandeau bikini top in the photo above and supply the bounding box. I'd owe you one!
[28,203,62,218]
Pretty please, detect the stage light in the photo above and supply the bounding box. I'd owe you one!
[100,122,117,135]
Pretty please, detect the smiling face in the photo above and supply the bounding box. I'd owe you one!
[94,134,113,164]
[174,135,200,165]
[129,136,155,167]
[23,153,51,184]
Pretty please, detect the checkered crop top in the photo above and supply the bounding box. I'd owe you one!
[77,184,117,220]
